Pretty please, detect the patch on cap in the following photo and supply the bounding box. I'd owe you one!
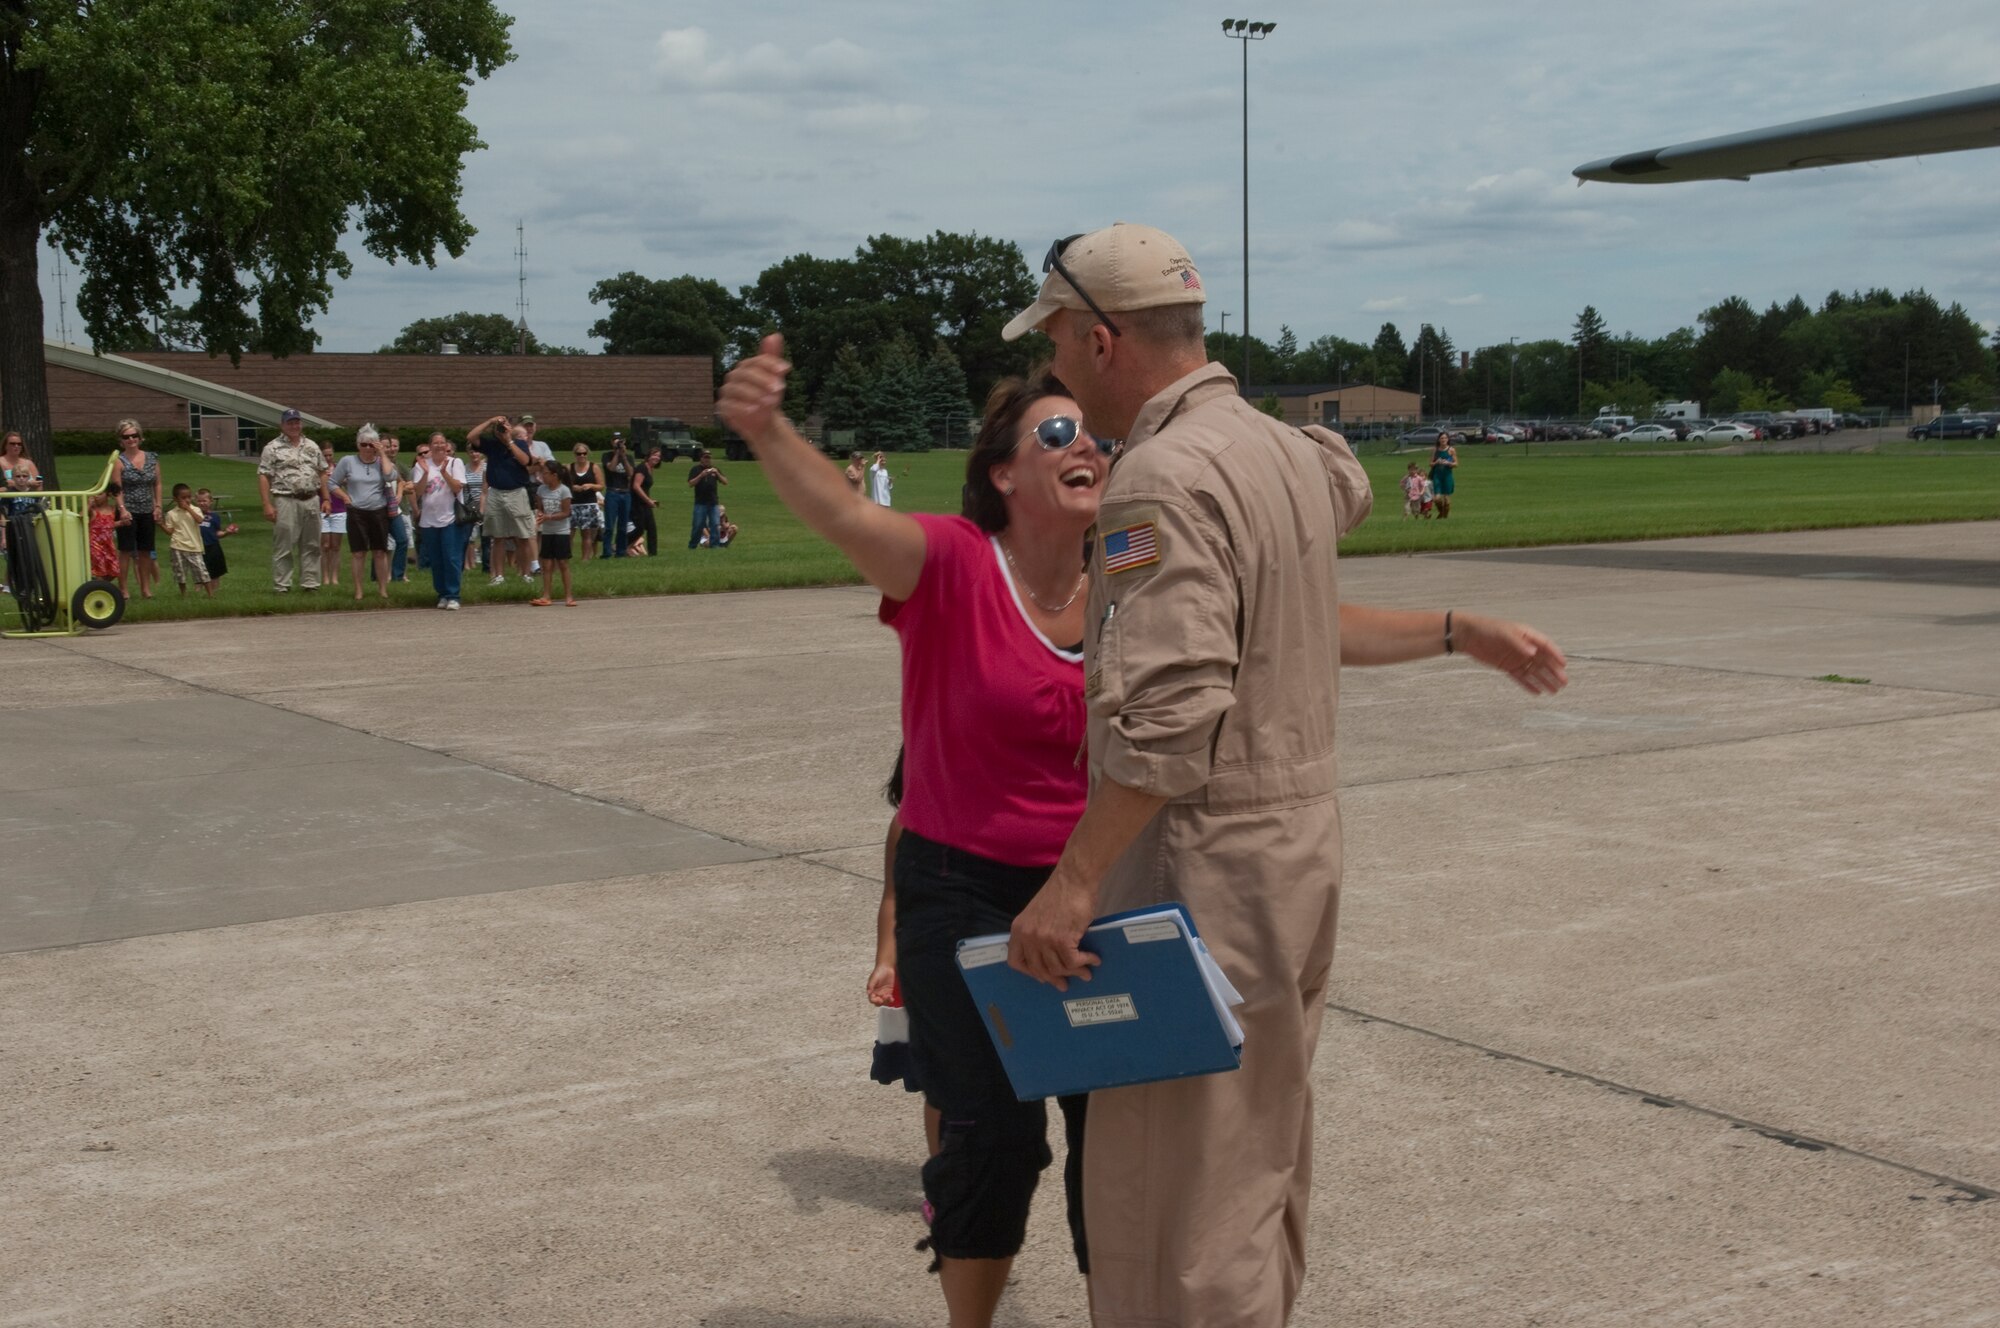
[280,408,302,422]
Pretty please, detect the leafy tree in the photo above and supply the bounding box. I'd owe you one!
[1695,297,1760,399]
[1256,394,1286,419]
[1580,376,1658,419]
[1295,334,1370,385]
[588,273,753,380]
[100,304,208,353]
[743,231,1038,414]
[381,312,536,355]
[1707,368,1756,416]
[1945,372,1994,410]
[1739,380,1792,413]
[1798,369,1863,414]
[1370,323,1407,388]
[1202,331,1279,387]
[1510,339,1576,417]
[0,0,514,483]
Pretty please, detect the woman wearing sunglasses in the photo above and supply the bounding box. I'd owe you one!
[720,334,1108,1328]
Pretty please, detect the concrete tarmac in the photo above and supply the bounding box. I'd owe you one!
[4,521,1996,1326]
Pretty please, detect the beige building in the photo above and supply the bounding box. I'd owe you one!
[1245,382,1424,429]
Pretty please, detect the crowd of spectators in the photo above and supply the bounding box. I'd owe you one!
[0,412,745,614]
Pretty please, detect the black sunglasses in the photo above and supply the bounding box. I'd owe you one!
[1042,235,1122,338]
[1030,415,1114,456]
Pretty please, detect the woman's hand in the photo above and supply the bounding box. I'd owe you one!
[866,963,897,1007]
[718,335,792,445]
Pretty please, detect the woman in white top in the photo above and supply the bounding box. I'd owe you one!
[411,431,469,609]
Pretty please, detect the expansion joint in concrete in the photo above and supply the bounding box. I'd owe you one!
[1328,1003,1996,1202]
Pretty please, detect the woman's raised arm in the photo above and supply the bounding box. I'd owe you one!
[718,335,925,601]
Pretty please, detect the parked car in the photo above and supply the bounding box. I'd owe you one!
[1614,424,1679,442]
[1645,418,1693,440]
[1691,422,1758,442]
[1908,414,1996,439]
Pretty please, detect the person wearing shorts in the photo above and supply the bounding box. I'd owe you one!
[330,427,397,601]
[471,416,536,584]
[532,459,575,607]
[565,445,604,561]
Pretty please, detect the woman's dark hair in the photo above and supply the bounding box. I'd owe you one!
[962,367,1071,533]
[883,745,904,808]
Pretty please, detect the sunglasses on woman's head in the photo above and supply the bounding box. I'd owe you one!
[1030,415,1114,456]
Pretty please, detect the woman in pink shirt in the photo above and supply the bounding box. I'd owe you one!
[721,336,1108,1328]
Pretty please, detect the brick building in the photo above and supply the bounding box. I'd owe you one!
[20,347,716,454]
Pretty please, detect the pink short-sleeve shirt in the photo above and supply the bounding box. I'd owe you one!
[881,514,1088,867]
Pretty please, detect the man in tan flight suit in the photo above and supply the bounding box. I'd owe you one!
[1005,223,1569,1327]
[257,407,329,593]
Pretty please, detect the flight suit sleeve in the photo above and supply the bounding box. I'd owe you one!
[1090,493,1240,799]
[1302,424,1374,537]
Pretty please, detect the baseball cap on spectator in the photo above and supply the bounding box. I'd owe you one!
[280,407,302,422]
[520,413,536,425]
[1001,222,1205,341]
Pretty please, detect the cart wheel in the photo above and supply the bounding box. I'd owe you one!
[73,579,125,630]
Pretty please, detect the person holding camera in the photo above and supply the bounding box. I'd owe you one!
[601,433,634,558]
[687,448,728,549]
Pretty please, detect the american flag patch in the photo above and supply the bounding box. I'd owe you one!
[1181,268,1201,290]
[1102,521,1159,574]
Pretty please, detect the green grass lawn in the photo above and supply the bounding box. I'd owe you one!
[41,447,1998,624]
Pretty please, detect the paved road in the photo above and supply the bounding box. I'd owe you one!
[4,521,1996,1326]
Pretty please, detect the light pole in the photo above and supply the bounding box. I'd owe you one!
[1219,312,1230,338]
[1508,336,1518,419]
[1221,19,1274,397]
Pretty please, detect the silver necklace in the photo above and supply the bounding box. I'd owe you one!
[1000,537,1086,614]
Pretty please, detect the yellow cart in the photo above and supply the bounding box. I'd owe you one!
[4,453,124,637]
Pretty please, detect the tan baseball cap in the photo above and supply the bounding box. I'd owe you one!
[1001,223,1205,341]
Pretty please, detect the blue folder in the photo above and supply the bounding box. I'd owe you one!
[955,904,1244,1101]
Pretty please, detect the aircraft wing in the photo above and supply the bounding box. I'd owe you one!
[1573,83,2000,184]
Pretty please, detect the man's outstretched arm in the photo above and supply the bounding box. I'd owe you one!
[1339,604,1569,695]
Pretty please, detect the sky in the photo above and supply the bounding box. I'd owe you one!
[37,0,2000,357]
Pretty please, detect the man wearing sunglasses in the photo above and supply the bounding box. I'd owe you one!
[1001,223,1570,1327]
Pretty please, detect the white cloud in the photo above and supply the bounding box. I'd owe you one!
[1360,296,1410,313]
[656,28,880,94]
[1444,294,1485,307]
[802,102,930,139]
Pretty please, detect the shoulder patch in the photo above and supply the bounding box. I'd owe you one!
[1102,519,1159,575]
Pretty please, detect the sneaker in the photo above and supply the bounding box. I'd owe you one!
[528,561,541,574]
[489,574,506,586]
[274,585,289,594]
[444,599,460,611]
[436,598,447,609]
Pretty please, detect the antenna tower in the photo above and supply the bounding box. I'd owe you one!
[52,249,72,345]
[514,219,529,354]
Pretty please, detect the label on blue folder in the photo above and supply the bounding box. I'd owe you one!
[1064,993,1138,1026]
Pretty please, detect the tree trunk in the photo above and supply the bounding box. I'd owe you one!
[0,210,57,488]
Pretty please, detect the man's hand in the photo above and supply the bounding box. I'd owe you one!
[866,963,897,1007]
[1008,870,1102,992]
[262,503,276,522]
[717,335,791,445]
[1456,612,1569,695]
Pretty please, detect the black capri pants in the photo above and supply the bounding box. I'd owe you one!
[894,828,1087,1270]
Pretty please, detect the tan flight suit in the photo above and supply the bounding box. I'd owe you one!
[258,436,326,590]
[1081,363,1372,1328]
